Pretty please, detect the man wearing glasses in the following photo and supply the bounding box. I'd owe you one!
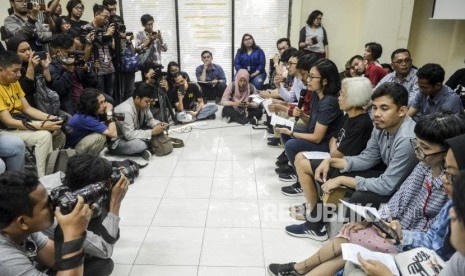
[4,0,53,51]
[195,50,227,103]
[375,48,419,106]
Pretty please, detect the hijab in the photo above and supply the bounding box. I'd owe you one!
[233,69,250,102]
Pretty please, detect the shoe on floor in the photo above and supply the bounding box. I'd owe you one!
[141,149,152,161]
[249,117,259,126]
[267,262,303,276]
[281,181,303,196]
[285,221,328,241]
[267,137,282,147]
[275,164,294,174]
[279,172,298,182]
[267,126,274,134]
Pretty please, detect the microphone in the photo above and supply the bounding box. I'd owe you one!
[295,89,306,122]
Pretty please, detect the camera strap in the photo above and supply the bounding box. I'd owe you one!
[53,225,86,271]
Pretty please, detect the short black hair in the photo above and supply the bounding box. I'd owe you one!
[306,10,323,26]
[133,81,156,99]
[381,63,393,73]
[372,82,408,108]
[276,38,290,47]
[66,0,83,15]
[314,59,341,96]
[296,53,319,71]
[50,33,74,50]
[64,154,112,191]
[102,0,117,6]
[77,88,103,116]
[201,50,212,58]
[417,63,445,85]
[365,42,383,60]
[414,113,465,148]
[390,48,411,60]
[93,4,108,15]
[453,171,465,223]
[0,51,22,69]
[140,14,154,27]
[0,171,39,229]
[349,55,364,65]
[280,47,298,63]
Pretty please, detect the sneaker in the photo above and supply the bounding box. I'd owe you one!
[285,221,328,241]
[206,114,216,120]
[267,126,274,134]
[279,172,298,182]
[267,138,282,147]
[249,117,259,126]
[275,164,294,174]
[267,262,302,276]
[281,182,303,196]
[141,149,152,161]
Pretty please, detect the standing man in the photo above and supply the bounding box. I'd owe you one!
[375,48,419,106]
[195,50,227,103]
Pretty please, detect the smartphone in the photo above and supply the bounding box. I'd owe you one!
[178,85,185,95]
[35,51,47,60]
[365,210,400,244]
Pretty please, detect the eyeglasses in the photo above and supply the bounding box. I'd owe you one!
[409,138,446,160]
[307,75,322,81]
[440,163,456,185]
[202,56,211,59]
[74,5,84,10]
[392,58,412,65]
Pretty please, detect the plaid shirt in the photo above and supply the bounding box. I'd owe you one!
[379,162,448,231]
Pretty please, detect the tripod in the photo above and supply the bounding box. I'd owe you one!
[156,86,179,125]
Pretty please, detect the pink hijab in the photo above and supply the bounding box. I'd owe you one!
[232,69,251,102]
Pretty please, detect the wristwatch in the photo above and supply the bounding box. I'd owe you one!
[106,110,113,117]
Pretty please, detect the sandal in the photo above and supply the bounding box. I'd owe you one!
[289,203,309,221]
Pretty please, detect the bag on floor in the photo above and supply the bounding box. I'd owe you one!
[150,133,173,156]
[45,148,76,175]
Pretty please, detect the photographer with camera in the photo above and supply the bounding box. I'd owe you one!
[65,88,117,156]
[0,171,92,276]
[111,81,168,159]
[174,72,218,123]
[4,0,53,51]
[43,154,129,276]
[81,4,116,98]
[135,14,167,66]
[49,33,98,115]
[0,51,66,177]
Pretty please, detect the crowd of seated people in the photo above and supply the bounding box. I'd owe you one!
[1,1,465,276]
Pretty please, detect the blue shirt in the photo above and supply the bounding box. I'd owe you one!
[234,48,266,75]
[375,68,419,106]
[66,113,108,148]
[195,64,226,82]
[412,85,464,118]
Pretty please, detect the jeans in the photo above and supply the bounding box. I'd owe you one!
[98,73,115,97]
[197,104,218,120]
[0,133,25,173]
[111,138,148,156]
[249,72,267,90]
[281,128,329,167]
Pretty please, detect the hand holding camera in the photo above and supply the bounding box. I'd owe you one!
[109,174,129,216]
[106,23,116,37]
[54,196,93,241]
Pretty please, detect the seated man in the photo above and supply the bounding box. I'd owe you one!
[111,82,168,159]
[174,72,218,123]
[375,48,419,106]
[349,55,366,77]
[195,50,227,103]
[0,170,91,276]
[0,133,25,174]
[267,38,290,89]
[66,88,118,156]
[43,154,129,276]
[285,83,418,240]
[408,63,464,120]
[446,66,465,108]
[0,51,65,177]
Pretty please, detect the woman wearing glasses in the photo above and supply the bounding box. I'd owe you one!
[234,33,267,90]
[268,113,465,276]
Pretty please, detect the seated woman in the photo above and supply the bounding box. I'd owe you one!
[234,33,267,90]
[276,58,343,182]
[166,61,190,105]
[267,114,465,276]
[284,77,374,215]
[220,69,262,125]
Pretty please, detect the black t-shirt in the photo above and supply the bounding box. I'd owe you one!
[177,83,203,110]
[307,93,344,142]
[334,113,373,156]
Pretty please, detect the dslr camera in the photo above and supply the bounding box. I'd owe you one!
[49,160,140,214]
[50,115,73,135]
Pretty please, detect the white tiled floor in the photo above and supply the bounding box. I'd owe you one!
[108,107,323,276]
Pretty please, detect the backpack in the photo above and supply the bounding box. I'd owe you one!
[121,47,140,72]
[45,148,76,175]
[34,74,61,115]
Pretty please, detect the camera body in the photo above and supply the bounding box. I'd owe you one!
[50,115,73,135]
[27,1,46,11]
[68,50,85,67]
[35,51,47,60]
[109,15,126,34]
[110,161,139,185]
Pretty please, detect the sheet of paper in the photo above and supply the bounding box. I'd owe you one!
[270,114,294,131]
[301,151,330,160]
[341,243,400,276]
[262,98,273,115]
[249,94,265,104]
[340,200,381,219]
